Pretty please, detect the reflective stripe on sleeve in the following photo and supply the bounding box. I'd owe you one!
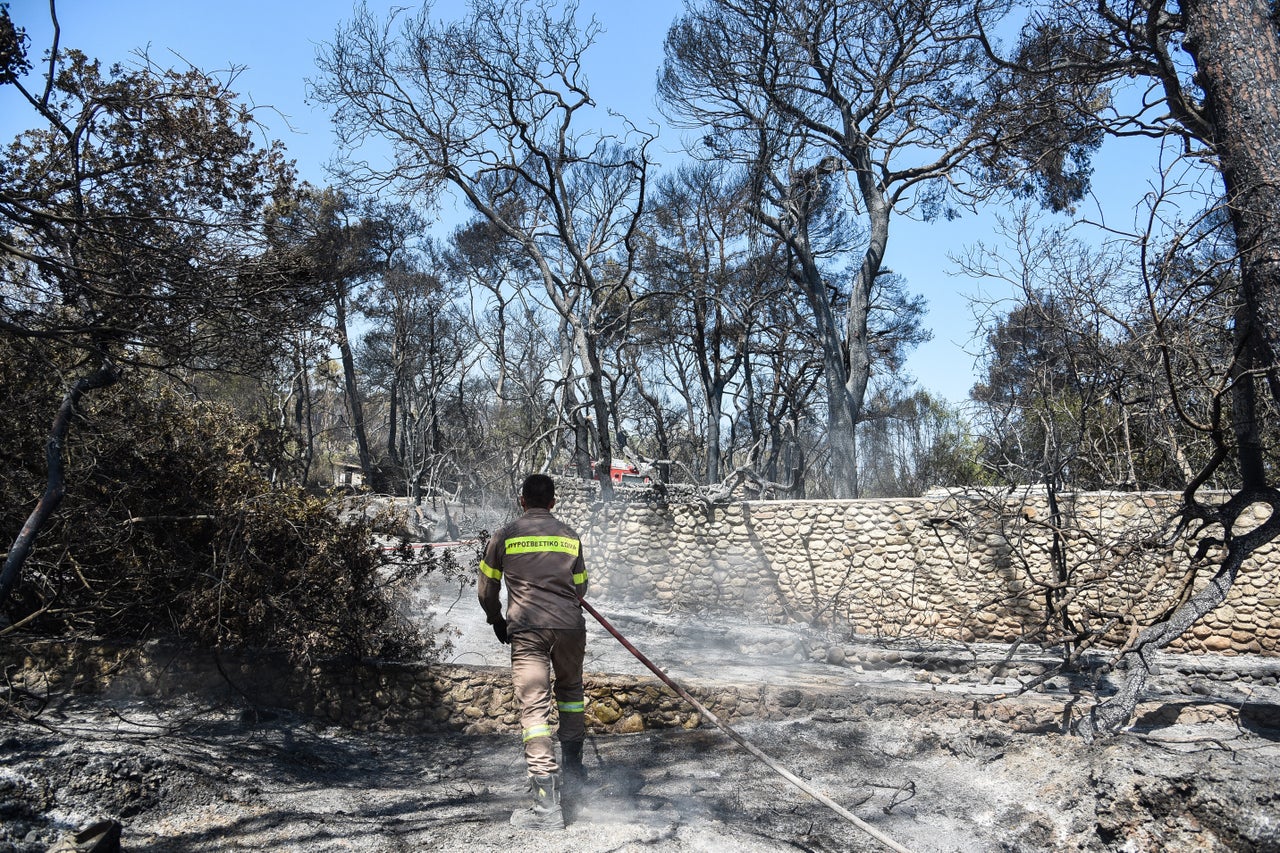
[479,559,502,580]
[505,535,581,557]
[556,700,585,714]
[572,570,587,585]
[522,724,553,742]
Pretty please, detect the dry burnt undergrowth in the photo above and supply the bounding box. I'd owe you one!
[0,359,442,662]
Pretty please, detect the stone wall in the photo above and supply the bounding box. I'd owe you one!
[7,487,1278,739]
[10,638,1280,736]
[2,637,1121,732]
[6,640,959,734]
[553,485,1280,656]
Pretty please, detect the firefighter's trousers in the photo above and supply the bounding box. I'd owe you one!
[510,627,586,776]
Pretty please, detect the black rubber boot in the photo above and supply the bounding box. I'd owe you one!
[562,740,588,784]
[509,772,563,830]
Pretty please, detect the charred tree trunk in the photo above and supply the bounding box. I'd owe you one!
[1184,0,1280,389]
[296,360,316,486]
[792,243,860,499]
[579,329,615,502]
[386,372,400,473]
[1,360,121,607]
[555,319,592,481]
[1076,0,1280,740]
[1075,486,1280,741]
[837,144,891,499]
[334,291,378,492]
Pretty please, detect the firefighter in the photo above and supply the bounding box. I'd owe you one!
[478,473,589,830]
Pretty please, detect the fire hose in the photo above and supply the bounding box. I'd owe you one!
[579,596,917,853]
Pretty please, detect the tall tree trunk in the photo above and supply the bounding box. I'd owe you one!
[1184,0,1280,388]
[333,291,377,491]
[555,317,591,480]
[793,244,861,498]
[386,319,404,473]
[788,418,806,498]
[493,300,509,417]
[706,391,724,483]
[1,360,121,607]
[740,346,763,474]
[693,290,741,485]
[839,144,892,499]
[765,156,877,499]
[299,359,316,485]
[287,353,317,486]
[1078,1,1280,737]
[577,327,615,501]
[386,375,400,471]
[827,385,860,499]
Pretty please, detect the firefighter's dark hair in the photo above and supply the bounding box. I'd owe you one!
[521,473,555,508]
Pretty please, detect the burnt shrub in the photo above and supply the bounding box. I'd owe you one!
[2,354,434,661]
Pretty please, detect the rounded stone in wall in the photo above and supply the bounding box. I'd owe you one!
[619,713,645,733]
[1201,636,1233,652]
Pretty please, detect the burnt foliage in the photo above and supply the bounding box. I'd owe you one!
[1,341,432,661]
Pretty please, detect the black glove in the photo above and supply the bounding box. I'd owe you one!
[492,618,509,644]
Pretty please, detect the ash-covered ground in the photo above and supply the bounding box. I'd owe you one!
[4,571,1280,852]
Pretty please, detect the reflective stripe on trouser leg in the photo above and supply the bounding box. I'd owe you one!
[511,629,558,775]
[556,706,585,746]
[551,628,587,744]
[522,727,556,776]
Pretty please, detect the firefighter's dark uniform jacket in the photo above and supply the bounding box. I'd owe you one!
[478,506,588,776]
[478,507,588,630]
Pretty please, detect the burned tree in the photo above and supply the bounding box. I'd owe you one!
[659,0,1006,497]
[0,6,309,607]
[638,163,781,484]
[313,0,654,496]
[972,0,1280,740]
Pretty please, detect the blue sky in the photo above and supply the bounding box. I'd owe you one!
[2,0,1173,407]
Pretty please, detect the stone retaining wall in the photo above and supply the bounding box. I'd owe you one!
[552,486,1280,656]
[3,640,935,733]
[10,639,1280,736]
[5,638,1167,737]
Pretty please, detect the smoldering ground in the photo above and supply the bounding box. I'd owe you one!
[5,566,1280,851]
[5,667,1280,852]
